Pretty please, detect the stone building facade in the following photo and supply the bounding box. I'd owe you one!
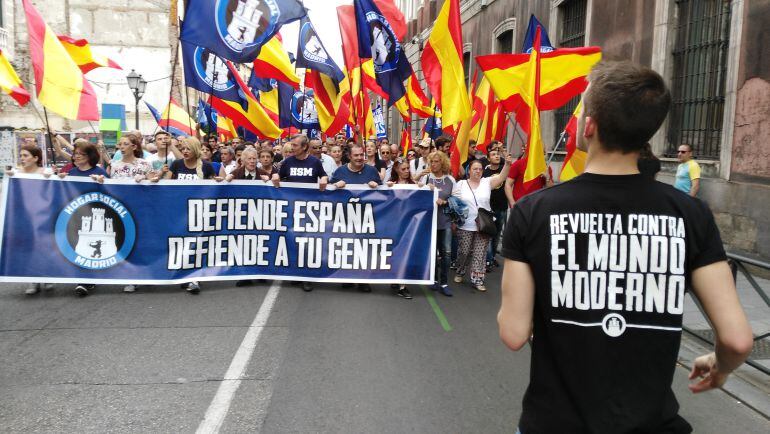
[396,0,770,260]
[0,0,175,133]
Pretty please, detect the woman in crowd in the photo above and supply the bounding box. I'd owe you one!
[13,144,48,175]
[157,137,217,294]
[7,145,52,295]
[386,159,418,299]
[107,135,152,293]
[419,151,455,297]
[406,149,417,161]
[201,142,226,178]
[59,141,109,297]
[109,134,152,183]
[451,155,510,292]
[365,140,387,181]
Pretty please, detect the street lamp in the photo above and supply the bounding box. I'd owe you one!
[126,69,147,130]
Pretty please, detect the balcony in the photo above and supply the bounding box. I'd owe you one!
[0,27,8,52]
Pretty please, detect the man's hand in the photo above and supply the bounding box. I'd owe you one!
[271,174,281,188]
[90,174,105,184]
[367,180,378,189]
[319,177,328,191]
[688,352,729,393]
[335,180,346,189]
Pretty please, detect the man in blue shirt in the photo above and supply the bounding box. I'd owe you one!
[330,143,382,189]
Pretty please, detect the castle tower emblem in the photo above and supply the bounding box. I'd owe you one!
[74,208,118,260]
[227,0,264,45]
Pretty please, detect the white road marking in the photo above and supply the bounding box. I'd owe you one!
[196,281,281,434]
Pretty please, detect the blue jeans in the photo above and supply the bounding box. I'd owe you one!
[436,228,452,285]
[487,209,507,263]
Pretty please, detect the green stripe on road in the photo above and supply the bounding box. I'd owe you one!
[421,286,452,332]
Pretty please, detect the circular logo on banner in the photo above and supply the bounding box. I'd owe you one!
[216,0,280,53]
[55,193,136,270]
[299,22,328,64]
[363,11,401,73]
[291,90,318,126]
[601,313,627,338]
[193,47,237,92]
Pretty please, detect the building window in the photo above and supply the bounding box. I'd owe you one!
[496,30,514,54]
[667,0,731,160]
[553,0,587,144]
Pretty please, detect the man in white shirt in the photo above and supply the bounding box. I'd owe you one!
[410,138,433,180]
[310,138,338,179]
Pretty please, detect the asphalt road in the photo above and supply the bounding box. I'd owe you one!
[1,267,768,433]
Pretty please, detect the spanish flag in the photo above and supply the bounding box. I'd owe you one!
[57,35,122,73]
[217,115,237,141]
[146,100,195,137]
[476,45,601,114]
[400,126,411,157]
[305,69,351,136]
[405,71,435,119]
[0,49,30,106]
[559,100,587,182]
[336,5,387,102]
[22,0,98,121]
[522,28,546,183]
[211,61,282,140]
[253,35,301,90]
[469,75,501,152]
[421,0,471,128]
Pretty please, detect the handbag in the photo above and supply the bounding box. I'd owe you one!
[466,180,497,237]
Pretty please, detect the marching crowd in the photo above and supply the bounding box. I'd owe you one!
[11,130,554,300]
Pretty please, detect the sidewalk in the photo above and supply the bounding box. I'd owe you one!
[680,268,770,418]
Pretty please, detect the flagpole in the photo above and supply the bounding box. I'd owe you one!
[547,129,568,166]
[42,107,56,167]
[357,58,366,144]
[165,36,181,166]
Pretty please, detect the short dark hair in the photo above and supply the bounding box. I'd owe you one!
[21,144,43,167]
[74,141,100,167]
[434,136,451,148]
[584,61,671,153]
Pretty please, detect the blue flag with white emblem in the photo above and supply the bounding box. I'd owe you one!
[247,68,274,94]
[295,17,344,83]
[353,0,410,105]
[197,98,218,133]
[180,0,307,63]
[277,81,319,130]
[182,41,243,102]
[522,15,554,53]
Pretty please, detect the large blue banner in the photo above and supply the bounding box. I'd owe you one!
[0,176,436,284]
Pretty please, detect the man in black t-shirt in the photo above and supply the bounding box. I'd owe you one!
[498,61,753,434]
[272,135,328,292]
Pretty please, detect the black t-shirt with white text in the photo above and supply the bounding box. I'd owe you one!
[501,173,725,434]
[278,155,327,183]
[170,159,216,180]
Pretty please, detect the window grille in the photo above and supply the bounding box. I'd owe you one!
[666,0,731,160]
[496,30,513,54]
[553,0,587,144]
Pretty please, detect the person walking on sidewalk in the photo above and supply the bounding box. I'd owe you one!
[498,61,753,433]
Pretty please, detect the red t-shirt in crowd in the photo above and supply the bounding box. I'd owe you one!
[507,157,553,201]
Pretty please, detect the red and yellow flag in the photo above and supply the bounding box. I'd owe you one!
[217,115,237,141]
[559,100,586,182]
[421,0,471,128]
[476,46,601,114]
[212,61,281,140]
[22,0,99,120]
[57,35,122,73]
[0,49,30,106]
[305,69,352,136]
[253,35,301,90]
[400,126,412,157]
[522,28,546,183]
[469,75,500,153]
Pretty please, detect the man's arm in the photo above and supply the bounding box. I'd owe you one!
[498,259,535,351]
[688,261,753,393]
[504,178,515,207]
[690,178,700,197]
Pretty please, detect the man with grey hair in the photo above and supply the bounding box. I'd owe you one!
[219,146,237,175]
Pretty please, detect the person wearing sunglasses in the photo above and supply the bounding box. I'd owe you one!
[674,144,700,197]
